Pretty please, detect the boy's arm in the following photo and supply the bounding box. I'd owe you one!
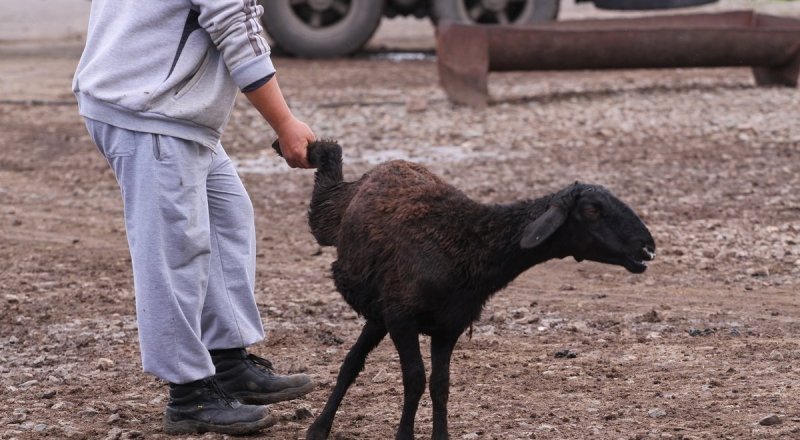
[245,76,314,169]
[190,0,314,168]
[191,0,275,97]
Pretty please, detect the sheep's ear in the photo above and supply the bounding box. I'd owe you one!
[520,206,567,249]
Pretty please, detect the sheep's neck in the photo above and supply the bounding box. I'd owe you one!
[468,197,562,298]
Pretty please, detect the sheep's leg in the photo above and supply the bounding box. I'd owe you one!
[306,320,387,440]
[389,324,426,440]
[429,333,458,440]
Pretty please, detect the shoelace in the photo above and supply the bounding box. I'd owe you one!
[247,354,275,374]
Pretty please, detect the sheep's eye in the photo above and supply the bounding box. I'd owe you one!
[582,205,601,221]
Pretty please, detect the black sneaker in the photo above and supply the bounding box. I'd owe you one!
[163,377,275,435]
[211,348,315,405]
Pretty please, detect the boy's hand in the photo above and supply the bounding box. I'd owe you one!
[275,116,315,169]
[243,76,315,169]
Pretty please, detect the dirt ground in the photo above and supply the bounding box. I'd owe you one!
[2,5,800,440]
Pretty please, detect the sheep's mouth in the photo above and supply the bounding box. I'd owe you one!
[623,247,656,274]
[575,254,648,273]
[577,246,655,273]
[623,256,649,273]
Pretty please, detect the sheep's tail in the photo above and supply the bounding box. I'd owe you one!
[271,139,351,246]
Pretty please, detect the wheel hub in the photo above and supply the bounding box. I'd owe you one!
[481,0,509,12]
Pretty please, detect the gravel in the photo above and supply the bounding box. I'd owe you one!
[2,4,800,439]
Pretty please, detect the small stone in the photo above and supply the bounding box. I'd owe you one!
[33,424,47,432]
[41,390,56,399]
[12,219,22,226]
[122,431,143,439]
[293,406,313,420]
[747,267,769,277]
[511,308,527,319]
[64,427,85,438]
[769,350,784,361]
[688,328,715,337]
[598,128,615,138]
[5,294,20,303]
[103,427,123,440]
[758,414,782,426]
[97,358,114,370]
[406,97,428,113]
[51,401,73,410]
[19,380,38,388]
[372,368,388,383]
[554,349,577,359]
[737,132,750,142]
[108,413,121,424]
[80,407,99,417]
[648,408,667,418]
[638,310,661,323]
[287,362,308,374]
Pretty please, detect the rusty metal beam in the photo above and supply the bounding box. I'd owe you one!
[437,11,800,107]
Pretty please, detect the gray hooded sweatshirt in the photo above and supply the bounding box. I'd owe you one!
[73,0,275,150]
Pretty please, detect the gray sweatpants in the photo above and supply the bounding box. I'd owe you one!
[85,119,265,384]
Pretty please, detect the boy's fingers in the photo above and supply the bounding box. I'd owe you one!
[285,147,311,169]
[271,137,314,168]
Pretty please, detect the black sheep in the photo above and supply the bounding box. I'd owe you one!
[280,140,656,440]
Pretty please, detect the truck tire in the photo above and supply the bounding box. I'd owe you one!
[432,0,559,25]
[259,0,384,58]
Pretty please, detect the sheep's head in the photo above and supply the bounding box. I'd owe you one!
[521,183,656,273]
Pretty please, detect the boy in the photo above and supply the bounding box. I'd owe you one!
[73,0,315,435]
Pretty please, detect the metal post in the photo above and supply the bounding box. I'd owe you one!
[437,11,800,106]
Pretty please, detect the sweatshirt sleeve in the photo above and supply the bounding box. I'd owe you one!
[190,0,275,90]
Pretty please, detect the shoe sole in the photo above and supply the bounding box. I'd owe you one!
[163,413,276,436]
[234,381,317,405]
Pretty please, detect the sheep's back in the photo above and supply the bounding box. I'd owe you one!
[343,160,465,239]
[333,160,483,319]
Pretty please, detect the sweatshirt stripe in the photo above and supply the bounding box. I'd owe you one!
[242,0,266,56]
[167,9,202,79]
